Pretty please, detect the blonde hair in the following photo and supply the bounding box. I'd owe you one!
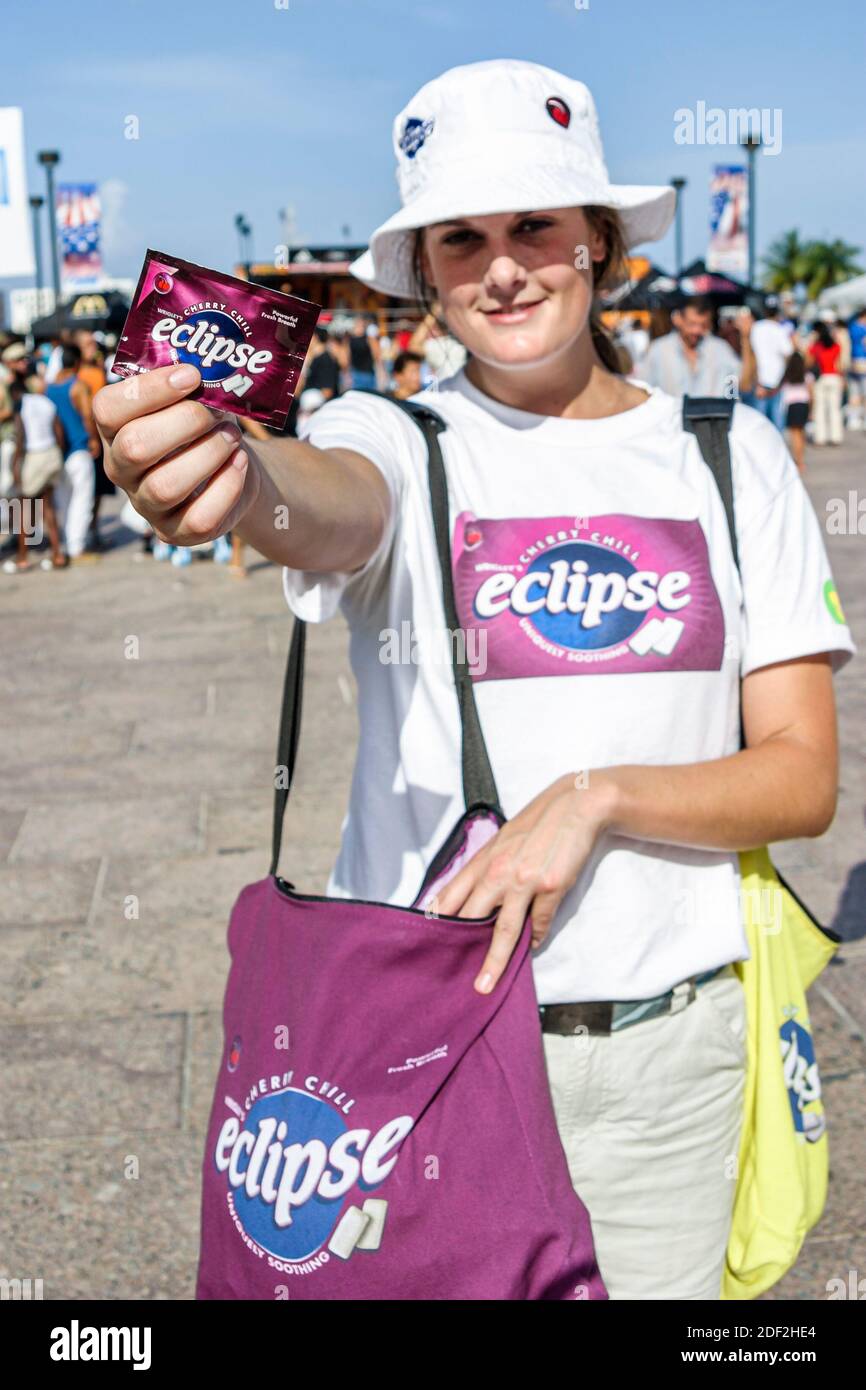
[411,205,629,373]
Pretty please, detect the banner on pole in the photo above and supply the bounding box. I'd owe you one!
[0,108,35,280]
[707,165,748,278]
[57,182,102,289]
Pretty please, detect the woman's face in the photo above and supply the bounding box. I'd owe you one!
[421,207,606,370]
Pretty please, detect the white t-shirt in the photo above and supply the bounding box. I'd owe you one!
[750,318,794,388]
[20,393,58,452]
[283,372,855,1003]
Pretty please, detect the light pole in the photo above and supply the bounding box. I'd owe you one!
[37,151,62,304]
[742,131,761,288]
[29,195,45,296]
[235,213,247,265]
[670,177,687,275]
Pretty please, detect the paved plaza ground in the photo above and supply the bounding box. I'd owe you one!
[1,435,863,1300]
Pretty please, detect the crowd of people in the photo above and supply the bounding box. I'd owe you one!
[1,292,862,573]
[615,296,865,474]
[291,307,466,431]
[0,328,114,572]
[0,307,470,575]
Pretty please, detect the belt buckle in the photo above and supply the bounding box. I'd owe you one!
[669,979,697,1015]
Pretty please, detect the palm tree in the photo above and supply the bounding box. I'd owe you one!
[801,239,863,299]
[762,230,810,291]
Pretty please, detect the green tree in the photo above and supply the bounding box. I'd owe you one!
[801,239,863,299]
[762,230,862,296]
[762,230,811,291]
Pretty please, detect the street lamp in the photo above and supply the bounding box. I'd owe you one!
[741,131,762,288]
[37,150,62,304]
[234,213,248,265]
[670,177,687,275]
[29,195,45,295]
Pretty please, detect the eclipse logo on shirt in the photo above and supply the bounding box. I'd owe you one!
[473,543,692,646]
[453,512,725,680]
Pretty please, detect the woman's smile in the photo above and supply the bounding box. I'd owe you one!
[480,299,546,325]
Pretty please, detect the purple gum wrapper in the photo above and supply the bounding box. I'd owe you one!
[112,249,322,429]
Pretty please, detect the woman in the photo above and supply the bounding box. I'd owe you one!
[74,330,114,550]
[780,348,811,474]
[94,59,854,1299]
[808,322,844,446]
[4,376,67,573]
[347,314,381,391]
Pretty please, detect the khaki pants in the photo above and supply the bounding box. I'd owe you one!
[542,967,746,1299]
[813,373,844,445]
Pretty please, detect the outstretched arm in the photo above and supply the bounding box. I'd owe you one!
[94,364,391,573]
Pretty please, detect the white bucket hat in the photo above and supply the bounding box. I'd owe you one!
[351,58,676,300]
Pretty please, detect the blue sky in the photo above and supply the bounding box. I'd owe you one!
[5,0,865,288]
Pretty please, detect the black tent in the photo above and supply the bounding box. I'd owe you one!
[676,259,758,308]
[599,264,679,312]
[30,289,130,339]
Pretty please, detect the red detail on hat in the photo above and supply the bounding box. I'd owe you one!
[545,97,571,129]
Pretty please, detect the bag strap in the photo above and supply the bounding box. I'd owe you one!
[269,392,502,878]
[270,614,306,877]
[682,394,745,751]
[682,395,738,570]
[395,397,502,815]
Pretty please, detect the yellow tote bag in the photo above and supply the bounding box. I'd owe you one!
[722,847,839,1299]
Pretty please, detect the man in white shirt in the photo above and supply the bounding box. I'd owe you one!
[619,316,650,368]
[749,297,793,430]
[639,297,755,400]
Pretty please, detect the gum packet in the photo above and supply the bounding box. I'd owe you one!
[112,249,321,429]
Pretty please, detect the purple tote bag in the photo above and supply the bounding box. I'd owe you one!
[195,402,607,1301]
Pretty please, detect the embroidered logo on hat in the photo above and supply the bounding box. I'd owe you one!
[399,116,435,158]
[545,96,571,128]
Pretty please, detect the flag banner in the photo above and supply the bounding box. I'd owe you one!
[707,165,748,278]
[0,108,35,279]
[57,182,102,289]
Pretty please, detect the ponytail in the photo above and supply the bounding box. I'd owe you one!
[590,311,626,374]
[585,204,630,376]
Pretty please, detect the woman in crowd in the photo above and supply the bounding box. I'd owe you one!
[808,322,844,446]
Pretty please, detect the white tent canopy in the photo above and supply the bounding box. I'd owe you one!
[817,273,866,315]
